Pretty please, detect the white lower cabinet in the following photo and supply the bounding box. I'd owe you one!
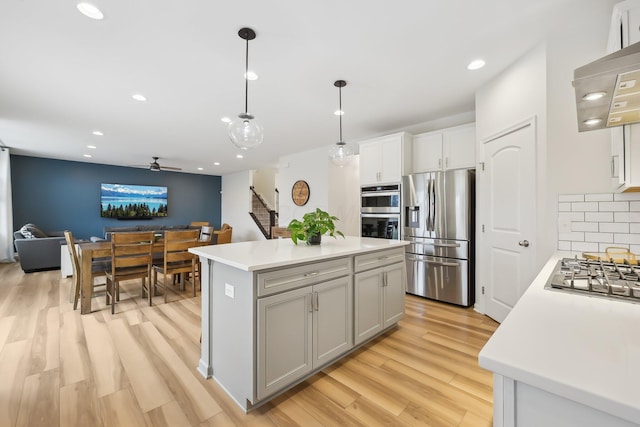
[354,262,405,345]
[257,276,352,400]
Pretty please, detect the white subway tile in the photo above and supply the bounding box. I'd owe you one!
[630,244,640,255]
[559,194,584,202]
[585,212,613,222]
[614,212,640,222]
[614,193,640,201]
[571,222,598,232]
[585,193,613,202]
[572,202,599,212]
[559,202,571,212]
[598,201,629,212]
[630,201,640,211]
[559,232,584,241]
[558,241,571,251]
[614,234,640,245]
[585,232,613,242]
[599,222,629,233]
[630,223,640,233]
[571,241,599,252]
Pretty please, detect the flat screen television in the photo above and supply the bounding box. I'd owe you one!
[100,183,168,219]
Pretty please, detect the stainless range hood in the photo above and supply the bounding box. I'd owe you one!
[573,41,640,132]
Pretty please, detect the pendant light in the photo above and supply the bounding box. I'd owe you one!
[228,27,263,150]
[329,80,353,166]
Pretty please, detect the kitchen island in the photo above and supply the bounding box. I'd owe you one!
[189,236,409,412]
[479,253,640,427]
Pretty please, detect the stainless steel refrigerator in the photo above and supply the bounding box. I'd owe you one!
[402,169,475,306]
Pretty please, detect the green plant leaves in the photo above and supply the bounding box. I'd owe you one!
[286,208,345,245]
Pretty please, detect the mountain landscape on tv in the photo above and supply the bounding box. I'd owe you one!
[100,183,168,218]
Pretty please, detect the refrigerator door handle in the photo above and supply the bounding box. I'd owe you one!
[430,175,436,232]
[426,177,432,231]
[405,255,460,268]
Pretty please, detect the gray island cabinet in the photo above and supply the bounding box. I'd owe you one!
[190,236,409,412]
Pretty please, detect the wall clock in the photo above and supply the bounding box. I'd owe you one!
[292,180,310,206]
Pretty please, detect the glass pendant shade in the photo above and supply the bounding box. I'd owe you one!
[229,113,263,150]
[329,142,353,167]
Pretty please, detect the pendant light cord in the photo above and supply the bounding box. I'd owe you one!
[244,37,249,115]
[338,85,343,143]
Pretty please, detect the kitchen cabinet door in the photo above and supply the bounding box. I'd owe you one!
[257,287,313,400]
[313,276,353,367]
[359,132,412,185]
[354,268,384,345]
[383,262,406,328]
[413,132,443,172]
[443,124,476,170]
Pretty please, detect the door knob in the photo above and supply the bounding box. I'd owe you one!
[519,240,530,247]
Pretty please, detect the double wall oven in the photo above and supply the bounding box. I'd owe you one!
[360,184,401,240]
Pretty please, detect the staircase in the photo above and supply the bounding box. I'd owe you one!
[249,186,277,239]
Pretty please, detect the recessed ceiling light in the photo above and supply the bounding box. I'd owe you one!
[334,110,344,116]
[584,118,602,126]
[236,154,244,159]
[92,130,103,136]
[132,94,147,102]
[467,59,486,70]
[245,71,258,81]
[197,167,204,171]
[583,91,607,101]
[87,145,97,149]
[214,162,221,166]
[83,154,92,158]
[77,3,104,20]
[221,117,231,123]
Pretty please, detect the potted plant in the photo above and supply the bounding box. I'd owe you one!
[287,208,345,245]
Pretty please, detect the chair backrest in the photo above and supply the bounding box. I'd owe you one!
[190,221,210,227]
[64,230,80,277]
[163,229,201,268]
[271,226,291,239]
[199,226,214,242]
[110,231,154,275]
[215,224,232,244]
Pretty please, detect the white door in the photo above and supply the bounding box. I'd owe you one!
[482,120,536,323]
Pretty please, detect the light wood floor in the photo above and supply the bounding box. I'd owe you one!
[0,261,499,427]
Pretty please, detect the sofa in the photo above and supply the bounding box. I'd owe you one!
[13,225,66,273]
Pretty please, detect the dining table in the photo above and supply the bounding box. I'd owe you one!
[77,239,211,314]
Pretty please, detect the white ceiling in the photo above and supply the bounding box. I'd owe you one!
[0,0,607,175]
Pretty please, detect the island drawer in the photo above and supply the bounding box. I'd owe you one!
[257,257,352,297]
[354,248,405,273]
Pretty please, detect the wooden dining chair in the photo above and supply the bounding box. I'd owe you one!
[190,221,210,227]
[105,231,154,314]
[214,223,232,244]
[65,230,110,310]
[152,229,200,302]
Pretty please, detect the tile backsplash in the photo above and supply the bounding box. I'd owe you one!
[558,192,640,254]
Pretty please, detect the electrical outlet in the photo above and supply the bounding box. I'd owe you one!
[225,283,234,299]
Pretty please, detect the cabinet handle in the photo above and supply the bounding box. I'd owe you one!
[445,157,449,168]
[313,292,319,311]
[438,158,442,168]
[382,271,387,287]
[308,294,313,312]
[303,271,319,277]
[611,155,619,178]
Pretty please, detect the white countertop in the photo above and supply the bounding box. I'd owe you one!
[479,252,640,424]
[189,236,409,271]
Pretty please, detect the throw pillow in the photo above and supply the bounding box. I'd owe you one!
[20,223,48,239]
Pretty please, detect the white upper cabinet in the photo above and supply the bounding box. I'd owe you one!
[359,132,412,185]
[412,123,476,173]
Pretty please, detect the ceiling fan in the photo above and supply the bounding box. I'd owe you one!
[134,156,182,172]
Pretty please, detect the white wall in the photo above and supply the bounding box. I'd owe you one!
[221,170,263,242]
[474,0,618,314]
[252,166,278,210]
[328,155,360,237]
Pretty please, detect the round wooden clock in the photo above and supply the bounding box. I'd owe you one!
[291,180,310,206]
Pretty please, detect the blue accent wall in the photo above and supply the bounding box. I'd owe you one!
[11,155,222,240]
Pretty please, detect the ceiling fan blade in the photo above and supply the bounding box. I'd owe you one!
[160,166,182,171]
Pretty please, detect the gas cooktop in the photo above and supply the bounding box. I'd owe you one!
[546,257,640,303]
